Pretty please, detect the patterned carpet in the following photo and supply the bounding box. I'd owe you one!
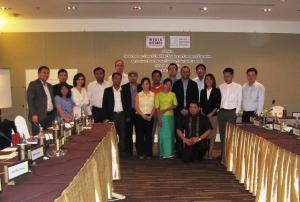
[113,156,255,202]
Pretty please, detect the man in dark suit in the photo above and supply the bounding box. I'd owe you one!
[53,69,72,97]
[172,66,199,157]
[103,72,131,158]
[121,71,142,156]
[27,66,55,135]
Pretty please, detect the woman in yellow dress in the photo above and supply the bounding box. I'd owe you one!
[155,78,178,159]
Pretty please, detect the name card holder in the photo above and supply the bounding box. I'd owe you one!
[4,160,29,185]
[55,136,66,157]
[293,128,300,139]
[27,145,44,165]
[253,120,261,127]
[274,123,282,132]
[65,128,72,139]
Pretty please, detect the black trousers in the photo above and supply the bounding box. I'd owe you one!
[135,114,154,157]
[174,111,184,157]
[31,111,55,136]
[242,111,255,123]
[112,112,128,157]
[91,106,106,123]
[126,108,136,156]
[217,109,237,156]
[182,139,208,163]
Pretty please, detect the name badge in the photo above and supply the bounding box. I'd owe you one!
[274,123,281,131]
[253,120,260,127]
[4,160,29,185]
[28,146,44,161]
[293,128,300,136]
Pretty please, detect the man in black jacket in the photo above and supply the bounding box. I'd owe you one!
[53,69,72,97]
[172,66,199,157]
[27,66,55,135]
[103,72,131,158]
[121,71,142,156]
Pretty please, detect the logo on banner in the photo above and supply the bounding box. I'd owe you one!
[146,36,165,48]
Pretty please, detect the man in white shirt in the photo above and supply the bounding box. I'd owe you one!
[193,64,206,103]
[87,67,110,123]
[242,68,265,122]
[108,59,129,86]
[218,67,242,159]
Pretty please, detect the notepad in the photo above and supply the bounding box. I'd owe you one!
[1,147,17,152]
[0,152,17,160]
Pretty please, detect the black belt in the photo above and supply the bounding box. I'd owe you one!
[113,111,123,114]
[92,106,103,109]
[47,110,54,115]
[220,108,236,111]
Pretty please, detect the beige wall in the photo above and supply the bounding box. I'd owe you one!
[0,32,300,120]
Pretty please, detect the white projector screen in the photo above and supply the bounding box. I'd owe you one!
[0,68,12,108]
[25,69,78,88]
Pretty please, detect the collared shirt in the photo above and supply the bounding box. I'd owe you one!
[169,76,179,84]
[137,91,155,114]
[113,86,123,112]
[206,88,212,100]
[150,84,164,94]
[108,72,129,86]
[219,82,242,114]
[87,80,110,108]
[40,80,53,112]
[182,79,189,107]
[242,81,265,115]
[193,77,205,102]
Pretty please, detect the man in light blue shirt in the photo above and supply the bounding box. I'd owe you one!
[242,67,265,122]
[193,64,206,103]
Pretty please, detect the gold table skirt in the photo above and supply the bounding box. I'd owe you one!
[224,123,300,202]
[55,125,120,202]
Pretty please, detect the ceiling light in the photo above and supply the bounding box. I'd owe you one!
[199,7,208,12]
[263,8,271,12]
[133,6,142,10]
[66,5,76,10]
[0,6,11,10]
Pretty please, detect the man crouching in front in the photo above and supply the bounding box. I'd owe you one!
[176,101,212,163]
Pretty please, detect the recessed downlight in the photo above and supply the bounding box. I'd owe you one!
[66,5,77,10]
[133,6,142,10]
[199,7,208,12]
[263,8,272,12]
[0,6,11,10]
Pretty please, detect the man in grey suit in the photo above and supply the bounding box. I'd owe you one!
[27,66,55,135]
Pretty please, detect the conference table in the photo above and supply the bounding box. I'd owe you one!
[0,123,120,202]
[224,123,300,202]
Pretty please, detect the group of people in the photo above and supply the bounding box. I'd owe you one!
[27,59,265,162]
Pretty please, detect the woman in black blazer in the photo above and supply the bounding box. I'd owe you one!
[200,73,221,159]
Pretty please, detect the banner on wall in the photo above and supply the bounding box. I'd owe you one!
[146,36,165,48]
[170,36,190,48]
[125,35,213,71]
